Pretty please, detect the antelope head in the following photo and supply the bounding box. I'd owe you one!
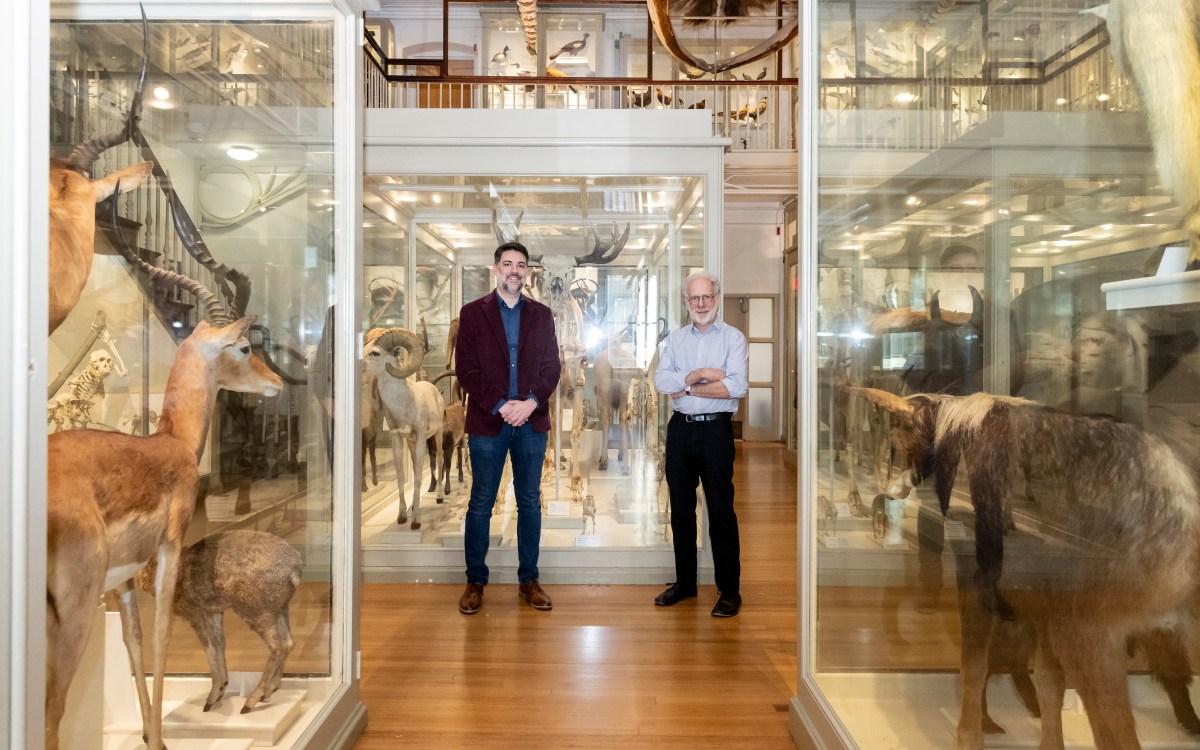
[185,315,282,397]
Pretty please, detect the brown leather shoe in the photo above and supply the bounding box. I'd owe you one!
[458,583,484,615]
[519,579,552,610]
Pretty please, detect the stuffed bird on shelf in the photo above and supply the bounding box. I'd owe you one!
[549,33,590,61]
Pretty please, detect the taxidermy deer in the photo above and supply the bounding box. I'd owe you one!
[363,327,445,529]
[135,529,302,714]
[46,315,282,750]
[856,388,1200,750]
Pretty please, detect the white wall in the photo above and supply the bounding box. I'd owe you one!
[723,202,784,295]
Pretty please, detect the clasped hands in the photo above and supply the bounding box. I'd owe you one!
[672,367,726,399]
[499,398,537,427]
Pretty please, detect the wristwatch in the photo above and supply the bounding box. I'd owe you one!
[684,384,692,394]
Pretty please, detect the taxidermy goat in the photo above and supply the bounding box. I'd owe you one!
[46,316,281,750]
[136,530,302,714]
[856,388,1200,750]
[1094,0,1200,267]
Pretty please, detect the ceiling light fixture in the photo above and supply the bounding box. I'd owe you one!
[226,146,258,161]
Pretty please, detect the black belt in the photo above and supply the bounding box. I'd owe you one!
[674,412,732,423]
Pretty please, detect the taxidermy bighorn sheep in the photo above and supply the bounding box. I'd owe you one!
[856,388,1200,750]
[46,316,282,750]
[363,327,445,529]
[135,530,302,714]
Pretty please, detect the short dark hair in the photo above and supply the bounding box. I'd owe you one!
[939,244,979,266]
[494,241,529,264]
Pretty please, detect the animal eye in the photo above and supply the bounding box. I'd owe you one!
[239,345,251,355]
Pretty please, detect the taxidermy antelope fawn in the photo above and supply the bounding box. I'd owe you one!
[135,529,302,714]
[363,327,445,529]
[46,316,282,750]
[855,388,1200,750]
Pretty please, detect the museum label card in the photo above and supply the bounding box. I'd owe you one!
[822,536,850,549]
[835,502,852,518]
[575,535,601,547]
[547,500,570,517]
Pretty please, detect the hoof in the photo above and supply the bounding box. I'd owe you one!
[436,497,444,504]
[411,520,422,530]
[397,513,408,525]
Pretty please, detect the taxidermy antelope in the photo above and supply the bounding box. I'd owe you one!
[135,529,302,714]
[856,388,1200,750]
[363,327,445,529]
[46,315,282,750]
[49,151,152,333]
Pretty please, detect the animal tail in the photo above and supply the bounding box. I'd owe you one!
[1108,0,1200,231]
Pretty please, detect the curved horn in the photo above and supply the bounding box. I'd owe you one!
[110,182,230,325]
[249,324,306,385]
[432,369,457,386]
[65,6,148,171]
[376,328,426,380]
[968,286,984,328]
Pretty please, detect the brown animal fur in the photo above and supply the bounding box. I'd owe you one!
[859,389,1200,749]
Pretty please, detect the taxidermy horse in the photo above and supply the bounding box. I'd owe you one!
[855,388,1200,750]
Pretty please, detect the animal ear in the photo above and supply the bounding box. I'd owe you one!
[218,315,258,344]
[93,162,154,201]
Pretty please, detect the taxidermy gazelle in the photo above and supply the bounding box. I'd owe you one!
[46,316,282,750]
[855,387,1200,750]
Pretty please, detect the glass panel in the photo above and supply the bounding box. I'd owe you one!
[748,297,774,337]
[810,1,1200,747]
[747,386,772,427]
[48,15,337,745]
[749,342,774,383]
[361,173,704,566]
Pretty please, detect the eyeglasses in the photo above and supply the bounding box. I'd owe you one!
[687,294,716,305]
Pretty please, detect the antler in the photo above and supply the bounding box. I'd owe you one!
[492,207,524,246]
[576,222,631,265]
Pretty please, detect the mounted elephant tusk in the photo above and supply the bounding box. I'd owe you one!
[646,0,797,75]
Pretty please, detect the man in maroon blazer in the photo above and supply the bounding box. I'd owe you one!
[454,241,562,614]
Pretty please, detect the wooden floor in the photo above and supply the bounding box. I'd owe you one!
[352,442,801,750]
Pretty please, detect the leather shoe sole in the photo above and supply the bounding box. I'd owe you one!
[519,581,553,610]
[711,594,741,618]
[654,584,697,607]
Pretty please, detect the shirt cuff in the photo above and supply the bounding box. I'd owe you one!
[492,399,507,414]
[526,392,538,405]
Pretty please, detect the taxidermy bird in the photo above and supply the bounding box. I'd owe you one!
[731,102,749,121]
[655,87,674,107]
[547,66,579,94]
[741,68,767,81]
[682,65,707,80]
[686,98,707,110]
[1089,0,1200,268]
[491,45,510,65]
[628,87,653,108]
[746,96,768,122]
[549,32,590,61]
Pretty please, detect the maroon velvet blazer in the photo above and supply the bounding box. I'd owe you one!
[455,290,561,436]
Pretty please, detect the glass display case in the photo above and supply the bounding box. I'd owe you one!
[44,3,364,748]
[362,107,723,581]
[796,1,1200,748]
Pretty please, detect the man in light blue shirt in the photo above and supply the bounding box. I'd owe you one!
[653,271,749,617]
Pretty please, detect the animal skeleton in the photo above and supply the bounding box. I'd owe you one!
[47,349,115,432]
[648,0,797,75]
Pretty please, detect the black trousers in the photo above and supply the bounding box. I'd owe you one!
[664,413,740,594]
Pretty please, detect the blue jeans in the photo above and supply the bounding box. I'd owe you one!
[465,424,547,585]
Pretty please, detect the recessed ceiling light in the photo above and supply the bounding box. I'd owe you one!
[153,86,170,100]
[227,146,258,161]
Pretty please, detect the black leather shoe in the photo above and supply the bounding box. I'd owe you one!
[654,583,697,607]
[711,592,741,618]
